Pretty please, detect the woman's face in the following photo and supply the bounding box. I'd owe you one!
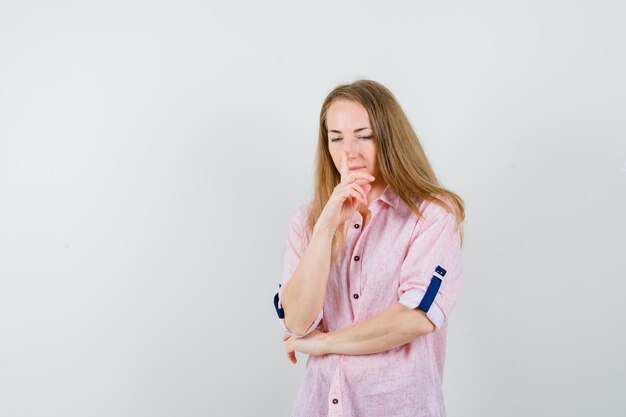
[326,99,380,180]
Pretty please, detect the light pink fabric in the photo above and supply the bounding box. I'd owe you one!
[276,184,464,417]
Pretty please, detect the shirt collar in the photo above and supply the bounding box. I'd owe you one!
[377,183,400,209]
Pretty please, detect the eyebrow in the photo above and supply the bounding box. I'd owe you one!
[328,127,371,134]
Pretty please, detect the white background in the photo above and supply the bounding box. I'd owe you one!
[1,1,625,416]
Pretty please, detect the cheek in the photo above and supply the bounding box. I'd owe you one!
[366,148,378,165]
[369,153,380,173]
[328,149,340,167]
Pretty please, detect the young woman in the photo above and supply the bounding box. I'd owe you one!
[273,79,465,417]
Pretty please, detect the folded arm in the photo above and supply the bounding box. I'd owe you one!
[284,302,435,360]
[323,302,435,355]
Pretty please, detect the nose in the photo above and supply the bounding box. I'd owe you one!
[343,137,358,156]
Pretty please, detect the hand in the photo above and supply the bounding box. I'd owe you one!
[316,149,375,232]
[282,329,328,364]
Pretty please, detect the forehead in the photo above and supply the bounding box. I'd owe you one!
[326,100,371,131]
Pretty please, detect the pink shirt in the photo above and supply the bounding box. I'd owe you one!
[274,184,464,417]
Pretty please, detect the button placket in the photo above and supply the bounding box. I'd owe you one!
[327,365,343,417]
[349,206,381,318]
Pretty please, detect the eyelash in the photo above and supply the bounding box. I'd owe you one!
[330,136,372,142]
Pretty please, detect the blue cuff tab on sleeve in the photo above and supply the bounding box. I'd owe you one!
[435,265,447,277]
[273,292,285,319]
[417,275,442,313]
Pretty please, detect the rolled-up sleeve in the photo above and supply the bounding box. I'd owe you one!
[273,204,323,338]
[397,208,463,332]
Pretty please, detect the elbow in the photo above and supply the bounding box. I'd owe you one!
[277,287,307,337]
[410,308,436,336]
[279,290,324,338]
[419,317,436,335]
[284,315,309,338]
[395,303,436,338]
[284,305,324,338]
[415,310,437,336]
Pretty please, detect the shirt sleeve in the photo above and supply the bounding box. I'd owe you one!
[273,204,323,338]
[397,208,463,333]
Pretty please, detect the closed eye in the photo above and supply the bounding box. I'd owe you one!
[330,136,372,142]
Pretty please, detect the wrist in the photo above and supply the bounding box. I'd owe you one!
[320,331,334,355]
[312,223,336,240]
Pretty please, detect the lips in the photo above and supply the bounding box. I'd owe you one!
[349,166,365,171]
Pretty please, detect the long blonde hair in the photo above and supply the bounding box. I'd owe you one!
[305,79,465,261]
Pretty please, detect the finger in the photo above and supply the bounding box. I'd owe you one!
[349,183,367,206]
[338,184,360,207]
[362,182,372,196]
[340,149,349,181]
[286,346,297,364]
[338,183,366,206]
[349,189,366,206]
[347,185,366,206]
[349,172,376,185]
[347,192,358,209]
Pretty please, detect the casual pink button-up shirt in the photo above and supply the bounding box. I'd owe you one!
[275,184,464,417]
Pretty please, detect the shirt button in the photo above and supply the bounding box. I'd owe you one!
[354,255,360,261]
[354,223,360,229]
[353,294,359,299]
[332,398,339,404]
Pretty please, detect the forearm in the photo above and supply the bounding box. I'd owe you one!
[281,225,334,336]
[323,302,435,355]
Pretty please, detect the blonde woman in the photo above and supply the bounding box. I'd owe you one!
[274,79,465,417]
